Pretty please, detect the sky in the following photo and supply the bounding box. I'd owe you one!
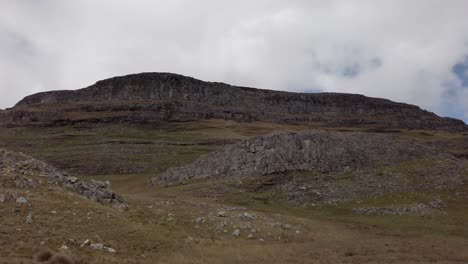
[1,0,467,122]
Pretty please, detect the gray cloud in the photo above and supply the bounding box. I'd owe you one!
[1,0,467,122]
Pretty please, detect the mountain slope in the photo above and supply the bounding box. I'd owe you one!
[1,72,466,131]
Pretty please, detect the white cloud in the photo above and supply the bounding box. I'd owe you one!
[0,0,467,122]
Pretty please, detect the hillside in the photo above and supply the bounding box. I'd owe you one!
[0,73,467,263]
[1,73,466,131]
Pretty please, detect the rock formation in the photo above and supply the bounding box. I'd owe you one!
[152,130,434,186]
[1,72,466,131]
[0,149,126,207]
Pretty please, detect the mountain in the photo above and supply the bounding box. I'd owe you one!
[1,72,466,131]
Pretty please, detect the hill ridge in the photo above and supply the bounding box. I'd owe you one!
[2,72,467,131]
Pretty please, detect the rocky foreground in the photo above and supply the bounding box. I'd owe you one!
[1,72,466,131]
[0,149,126,207]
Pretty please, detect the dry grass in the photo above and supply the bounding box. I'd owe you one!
[1,120,467,263]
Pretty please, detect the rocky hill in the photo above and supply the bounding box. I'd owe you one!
[152,130,433,186]
[153,130,467,206]
[0,148,126,207]
[1,72,466,131]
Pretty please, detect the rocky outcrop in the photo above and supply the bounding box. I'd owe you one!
[352,199,447,216]
[0,149,126,207]
[1,72,466,131]
[152,130,434,186]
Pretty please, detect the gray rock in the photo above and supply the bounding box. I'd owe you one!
[59,245,69,251]
[429,198,447,209]
[67,176,79,184]
[154,130,432,186]
[90,243,103,250]
[0,149,127,207]
[353,203,435,216]
[217,211,228,217]
[0,190,16,203]
[239,212,256,220]
[16,197,27,205]
[194,217,205,223]
[26,213,33,224]
[104,246,116,253]
[80,239,91,248]
[232,229,240,237]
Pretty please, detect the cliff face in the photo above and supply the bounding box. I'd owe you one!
[2,72,467,131]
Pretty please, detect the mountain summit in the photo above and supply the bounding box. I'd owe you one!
[2,72,466,131]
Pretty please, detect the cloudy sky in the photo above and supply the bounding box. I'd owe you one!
[1,0,467,122]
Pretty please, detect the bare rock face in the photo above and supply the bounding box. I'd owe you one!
[0,149,127,207]
[152,130,433,186]
[1,72,466,131]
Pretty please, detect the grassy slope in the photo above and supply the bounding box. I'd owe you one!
[1,119,467,263]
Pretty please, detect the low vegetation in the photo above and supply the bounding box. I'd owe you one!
[1,119,467,263]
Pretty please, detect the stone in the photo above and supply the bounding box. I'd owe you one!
[67,176,79,184]
[26,213,33,224]
[240,212,256,220]
[232,229,240,237]
[16,197,27,205]
[0,190,16,203]
[0,149,127,208]
[429,198,447,209]
[352,203,436,216]
[104,246,116,253]
[90,243,103,250]
[217,211,228,217]
[194,217,205,223]
[59,245,69,251]
[80,239,91,247]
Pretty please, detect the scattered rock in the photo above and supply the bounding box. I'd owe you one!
[352,201,443,216]
[26,213,34,224]
[80,239,91,248]
[16,196,27,205]
[104,246,116,253]
[232,229,240,237]
[0,190,17,203]
[217,211,228,217]
[0,149,127,207]
[14,177,37,189]
[67,176,79,184]
[429,198,447,209]
[239,212,256,220]
[194,217,205,223]
[59,245,69,251]
[90,243,103,250]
